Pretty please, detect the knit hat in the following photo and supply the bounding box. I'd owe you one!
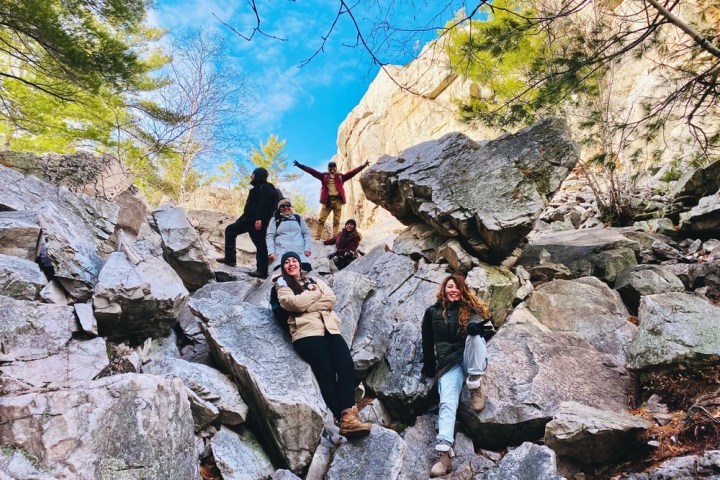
[345,219,357,227]
[277,198,292,209]
[281,251,302,269]
[328,161,337,168]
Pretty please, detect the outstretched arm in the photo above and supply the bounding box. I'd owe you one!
[293,160,324,181]
[341,160,370,182]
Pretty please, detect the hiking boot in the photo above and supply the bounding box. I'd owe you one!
[339,406,371,438]
[247,271,268,279]
[216,257,236,267]
[430,444,453,477]
[467,375,486,412]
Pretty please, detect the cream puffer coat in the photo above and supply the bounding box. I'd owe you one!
[276,277,342,342]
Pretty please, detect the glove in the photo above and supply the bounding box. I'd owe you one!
[421,365,436,378]
[327,253,336,259]
[293,160,300,167]
[468,321,495,338]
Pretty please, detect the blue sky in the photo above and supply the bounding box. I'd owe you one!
[149,0,459,203]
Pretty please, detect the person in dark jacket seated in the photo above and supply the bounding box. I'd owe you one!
[217,167,276,278]
[324,219,361,270]
[421,274,495,477]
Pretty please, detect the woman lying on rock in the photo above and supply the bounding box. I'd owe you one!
[422,274,495,477]
[274,251,371,438]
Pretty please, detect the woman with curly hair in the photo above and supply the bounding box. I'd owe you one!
[421,274,495,477]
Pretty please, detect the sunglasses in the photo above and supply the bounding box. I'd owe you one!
[280,204,292,208]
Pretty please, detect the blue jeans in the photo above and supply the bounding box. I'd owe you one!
[436,335,487,445]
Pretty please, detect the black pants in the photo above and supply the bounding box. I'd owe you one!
[293,331,356,419]
[224,219,268,274]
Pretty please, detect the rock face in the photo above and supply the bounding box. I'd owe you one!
[190,292,326,474]
[0,374,197,479]
[326,426,407,480]
[526,277,636,364]
[152,205,215,291]
[0,253,46,300]
[626,292,720,371]
[361,118,580,261]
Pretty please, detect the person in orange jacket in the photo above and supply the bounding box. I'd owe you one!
[294,159,369,239]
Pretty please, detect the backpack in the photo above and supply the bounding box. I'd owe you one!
[275,213,301,229]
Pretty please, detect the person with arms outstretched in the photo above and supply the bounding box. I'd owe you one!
[294,159,369,239]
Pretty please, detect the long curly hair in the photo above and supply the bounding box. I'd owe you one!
[437,274,491,335]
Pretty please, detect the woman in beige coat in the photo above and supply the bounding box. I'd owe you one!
[274,251,371,438]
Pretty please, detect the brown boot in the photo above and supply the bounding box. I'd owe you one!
[467,375,486,412]
[430,449,452,477]
[339,406,371,438]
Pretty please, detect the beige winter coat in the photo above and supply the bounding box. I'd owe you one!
[276,277,342,342]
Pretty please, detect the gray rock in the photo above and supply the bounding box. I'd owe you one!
[0,211,43,259]
[516,228,640,283]
[0,374,197,479]
[114,189,149,237]
[190,293,325,474]
[93,250,189,343]
[466,263,518,325]
[481,442,564,480]
[326,426,407,480]
[618,450,720,479]
[37,280,69,305]
[392,224,447,262]
[626,292,720,370]
[460,311,631,449]
[0,448,56,480]
[187,387,221,431]
[332,270,375,347]
[187,209,257,265]
[0,296,109,394]
[614,265,685,314]
[544,401,650,464]
[437,239,480,274]
[271,469,303,480]
[365,320,434,420]
[305,435,336,480]
[0,253,46,300]
[0,150,133,201]
[360,398,393,427]
[361,118,579,261]
[526,277,636,364]
[211,427,275,480]
[671,159,720,202]
[346,246,420,371]
[143,355,248,426]
[75,302,98,336]
[152,204,215,291]
[679,190,720,234]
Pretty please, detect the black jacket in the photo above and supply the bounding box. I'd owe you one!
[241,169,276,226]
[421,300,492,378]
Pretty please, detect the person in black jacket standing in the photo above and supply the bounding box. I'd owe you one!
[217,167,276,278]
[421,274,495,477]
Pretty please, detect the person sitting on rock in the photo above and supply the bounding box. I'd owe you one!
[267,198,312,271]
[293,159,369,240]
[324,219,361,270]
[274,251,372,438]
[421,274,495,477]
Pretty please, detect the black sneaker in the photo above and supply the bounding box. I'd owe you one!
[217,258,236,267]
[248,271,268,279]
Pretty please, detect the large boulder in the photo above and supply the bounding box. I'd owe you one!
[0,211,43,259]
[325,426,407,480]
[0,253,46,300]
[516,228,640,283]
[0,296,108,395]
[460,308,632,449]
[671,160,720,206]
[190,292,326,474]
[152,205,215,291]
[0,374,197,479]
[211,427,275,480]
[93,249,189,343]
[618,450,720,479]
[331,270,375,347]
[525,277,636,364]
[360,118,579,261]
[466,263,518,325]
[543,401,650,464]
[482,442,564,480]
[0,150,133,201]
[679,190,720,234]
[614,264,685,314]
[143,354,248,426]
[626,292,720,371]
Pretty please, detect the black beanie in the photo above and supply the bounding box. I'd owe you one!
[345,219,357,227]
[281,251,302,268]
